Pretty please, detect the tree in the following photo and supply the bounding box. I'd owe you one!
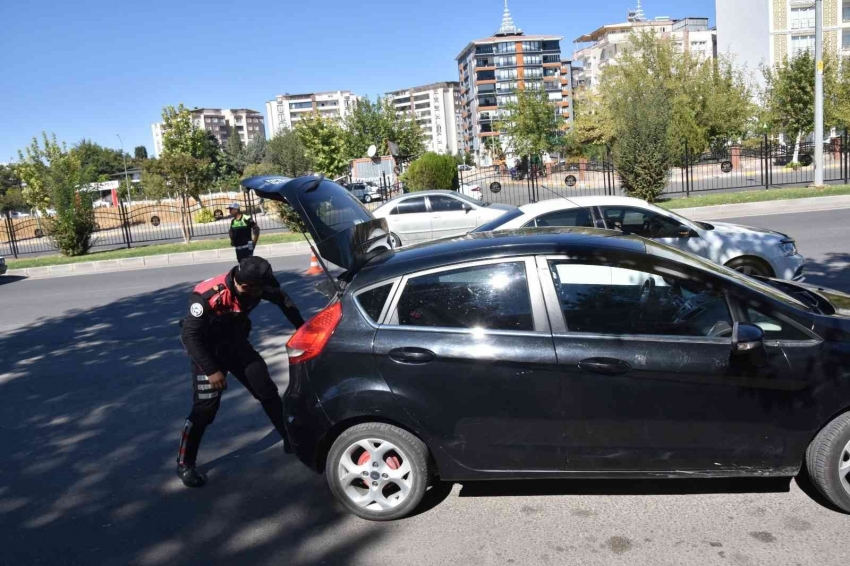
[142,154,212,242]
[482,136,506,163]
[242,162,305,233]
[567,88,615,151]
[17,133,98,255]
[342,98,426,160]
[241,135,267,167]
[295,114,349,177]
[762,51,839,162]
[613,84,672,202]
[134,146,149,160]
[497,88,563,159]
[0,164,26,213]
[266,129,312,177]
[71,139,128,182]
[225,126,244,163]
[402,153,458,191]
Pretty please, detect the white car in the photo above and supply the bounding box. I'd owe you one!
[372,190,516,246]
[473,196,805,281]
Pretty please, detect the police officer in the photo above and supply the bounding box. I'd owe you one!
[176,256,305,487]
[227,202,259,261]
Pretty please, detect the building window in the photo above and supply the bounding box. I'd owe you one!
[791,34,815,56]
[525,67,543,79]
[790,6,816,30]
[522,41,541,52]
[496,42,516,53]
[524,54,542,65]
[496,55,516,66]
[497,68,519,80]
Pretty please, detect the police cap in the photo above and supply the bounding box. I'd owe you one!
[236,256,272,285]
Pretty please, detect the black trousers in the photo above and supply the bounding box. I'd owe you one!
[235,245,254,262]
[177,341,287,467]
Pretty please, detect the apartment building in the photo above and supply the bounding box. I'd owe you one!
[573,6,716,89]
[151,108,265,156]
[386,82,461,155]
[265,91,359,135]
[717,0,850,83]
[456,1,571,164]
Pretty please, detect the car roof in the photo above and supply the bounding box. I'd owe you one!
[373,190,468,211]
[351,227,646,289]
[516,195,651,216]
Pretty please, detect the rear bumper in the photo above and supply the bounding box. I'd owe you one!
[770,253,805,281]
[283,364,332,472]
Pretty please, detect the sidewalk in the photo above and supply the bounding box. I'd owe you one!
[671,194,850,221]
[6,241,313,279]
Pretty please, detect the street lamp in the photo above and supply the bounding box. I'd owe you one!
[116,134,133,207]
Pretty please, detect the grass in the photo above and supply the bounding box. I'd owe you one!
[7,232,305,270]
[659,184,850,210]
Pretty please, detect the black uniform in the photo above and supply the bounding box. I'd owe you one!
[177,259,304,474]
[229,213,258,261]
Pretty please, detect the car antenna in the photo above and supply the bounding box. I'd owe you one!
[537,183,586,211]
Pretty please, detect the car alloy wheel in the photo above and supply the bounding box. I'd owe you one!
[338,438,412,512]
[840,438,850,498]
[727,257,772,278]
[806,411,850,513]
[364,195,372,203]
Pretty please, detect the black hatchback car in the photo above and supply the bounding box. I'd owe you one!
[242,175,850,521]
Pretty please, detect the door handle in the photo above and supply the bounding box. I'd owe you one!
[578,357,631,376]
[389,347,436,364]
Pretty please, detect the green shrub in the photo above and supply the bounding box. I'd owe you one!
[402,152,459,192]
[47,204,97,256]
[271,201,306,233]
[194,208,216,224]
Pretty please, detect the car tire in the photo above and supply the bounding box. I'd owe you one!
[363,195,372,203]
[326,422,430,521]
[725,257,774,278]
[805,412,850,513]
[390,232,402,249]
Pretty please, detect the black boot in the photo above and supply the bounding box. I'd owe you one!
[176,464,208,488]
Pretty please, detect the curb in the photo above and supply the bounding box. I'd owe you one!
[670,194,850,221]
[7,241,313,280]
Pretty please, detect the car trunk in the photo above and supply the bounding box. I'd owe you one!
[241,175,392,277]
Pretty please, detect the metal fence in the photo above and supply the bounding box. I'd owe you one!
[1,190,288,258]
[458,132,850,208]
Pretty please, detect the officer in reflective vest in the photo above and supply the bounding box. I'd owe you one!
[176,256,305,487]
[228,202,259,261]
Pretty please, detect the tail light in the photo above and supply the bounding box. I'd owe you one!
[286,301,343,364]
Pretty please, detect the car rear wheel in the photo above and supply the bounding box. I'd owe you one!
[326,423,430,521]
[363,194,372,203]
[389,232,402,249]
[725,257,774,278]
[805,412,850,513]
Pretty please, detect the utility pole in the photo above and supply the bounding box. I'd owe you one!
[117,134,133,206]
[814,0,824,186]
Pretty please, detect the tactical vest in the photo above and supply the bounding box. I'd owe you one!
[230,214,253,246]
[193,274,242,316]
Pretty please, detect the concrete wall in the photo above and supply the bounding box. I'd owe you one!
[717,0,770,87]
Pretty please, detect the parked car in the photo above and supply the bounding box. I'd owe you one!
[372,190,515,246]
[349,183,386,204]
[0,256,6,276]
[457,164,474,172]
[242,174,850,521]
[473,196,804,280]
[9,210,30,219]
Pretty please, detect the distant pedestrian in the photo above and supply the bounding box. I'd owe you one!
[227,202,259,261]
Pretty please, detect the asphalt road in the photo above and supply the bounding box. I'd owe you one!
[1,210,849,566]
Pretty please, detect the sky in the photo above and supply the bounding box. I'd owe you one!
[0,0,715,163]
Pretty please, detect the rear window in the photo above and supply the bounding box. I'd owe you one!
[356,283,393,323]
[472,208,525,232]
[298,180,373,241]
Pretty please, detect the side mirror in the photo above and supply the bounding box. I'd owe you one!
[462,203,473,212]
[732,322,764,354]
[677,224,692,238]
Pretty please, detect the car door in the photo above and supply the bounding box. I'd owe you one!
[387,196,431,244]
[428,194,478,239]
[599,205,706,258]
[372,258,564,471]
[537,252,804,473]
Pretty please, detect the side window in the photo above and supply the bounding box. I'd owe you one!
[429,195,465,212]
[356,283,393,323]
[397,262,534,331]
[530,208,594,228]
[746,306,810,341]
[395,197,427,215]
[601,206,681,238]
[548,261,733,338]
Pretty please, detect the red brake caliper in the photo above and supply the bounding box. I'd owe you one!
[357,451,400,470]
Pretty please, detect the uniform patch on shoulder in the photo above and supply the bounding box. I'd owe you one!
[190,303,204,317]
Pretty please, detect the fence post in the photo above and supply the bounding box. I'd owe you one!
[763,134,770,190]
[683,139,690,198]
[845,130,849,185]
[118,200,132,249]
[4,212,18,259]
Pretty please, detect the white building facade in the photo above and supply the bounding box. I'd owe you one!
[717,0,850,81]
[265,90,359,135]
[151,108,265,156]
[573,14,716,89]
[386,82,461,155]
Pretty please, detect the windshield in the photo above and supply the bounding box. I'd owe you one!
[648,202,701,231]
[472,208,525,232]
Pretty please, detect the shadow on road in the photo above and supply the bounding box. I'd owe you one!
[803,252,850,293]
[0,275,26,286]
[0,269,377,566]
